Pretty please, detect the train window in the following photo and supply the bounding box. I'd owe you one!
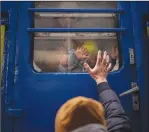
[33,2,120,73]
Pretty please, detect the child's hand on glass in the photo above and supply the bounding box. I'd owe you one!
[75,47,90,60]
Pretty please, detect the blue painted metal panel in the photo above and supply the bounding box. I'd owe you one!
[1,2,18,132]
[28,8,123,13]
[130,2,149,132]
[117,2,140,132]
[0,20,8,25]
[27,28,126,32]
[1,1,17,11]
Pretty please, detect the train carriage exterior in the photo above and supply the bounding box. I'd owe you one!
[0,1,149,132]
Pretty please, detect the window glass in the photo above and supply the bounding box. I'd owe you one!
[35,1,117,9]
[33,2,120,73]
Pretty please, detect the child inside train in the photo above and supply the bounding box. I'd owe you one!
[58,40,118,73]
[58,46,90,72]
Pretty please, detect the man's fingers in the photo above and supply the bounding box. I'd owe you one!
[106,55,110,68]
[101,51,107,65]
[106,55,109,63]
[84,63,92,73]
[103,51,107,60]
[96,50,102,65]
[107,63,112,71]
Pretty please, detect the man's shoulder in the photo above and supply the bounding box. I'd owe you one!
[111,128,132,132]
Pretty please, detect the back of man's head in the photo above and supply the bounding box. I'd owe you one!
[55,96,107,132]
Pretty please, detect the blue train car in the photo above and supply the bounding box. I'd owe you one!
[0,1,149,132]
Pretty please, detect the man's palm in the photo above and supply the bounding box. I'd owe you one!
[84,51,111,84]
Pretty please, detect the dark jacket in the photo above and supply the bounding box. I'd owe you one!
[98,82,132,132]
[71,82,132,132]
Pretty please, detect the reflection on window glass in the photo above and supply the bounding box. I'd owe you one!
[35,1,117,8]
[33,2,120,73]
[35,13,117,28]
